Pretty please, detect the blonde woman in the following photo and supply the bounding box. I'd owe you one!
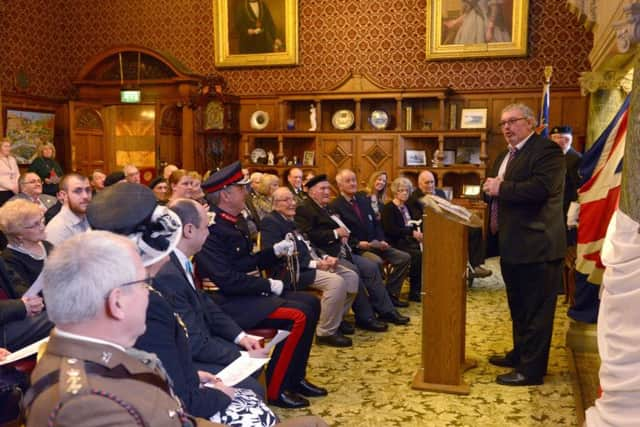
[167,169,194,203]
[28,142,64,196]
[363,171,388,221]
[252,173,280,220]
[0,138,19,206]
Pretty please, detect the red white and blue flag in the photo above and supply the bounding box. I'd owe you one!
[568,95,629,323]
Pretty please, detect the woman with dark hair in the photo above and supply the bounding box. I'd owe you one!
[28,142,64,196]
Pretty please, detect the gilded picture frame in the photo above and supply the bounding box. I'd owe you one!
[426,0,529,60]
[214,0,298,68]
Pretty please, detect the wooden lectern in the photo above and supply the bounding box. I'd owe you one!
[412,202,480,395]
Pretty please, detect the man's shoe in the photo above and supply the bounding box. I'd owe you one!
[269,391,310,408]
[488,354,516,368]
[339,320,355,335]
[390,295,409,308]
[496,371,543,386]
[316,333,352,347]
[295,379,328,397]
[356,318,388,332]
[378,310,410,325]
[472,266,493,278]
[408,293,421,302]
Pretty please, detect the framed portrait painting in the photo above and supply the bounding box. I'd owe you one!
[214,0,299,68]
[3,108,55,164]
[426,0,529,60]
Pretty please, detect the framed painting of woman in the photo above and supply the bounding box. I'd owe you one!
[214,0,298,67]
[426,0,528,60]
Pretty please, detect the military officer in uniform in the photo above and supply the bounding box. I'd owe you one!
[195,161,326,409]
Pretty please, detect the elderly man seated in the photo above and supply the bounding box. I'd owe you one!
[261,187,358,348]
[10,172,59,223]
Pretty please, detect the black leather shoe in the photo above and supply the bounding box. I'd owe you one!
[496,371,543,386]
[378,310,410,325]
[408,293,421,302]
[488,354,516,368]
[356,318,388,332]
[295,379,328,397]
[269,391,310,408]
[339,320,355,335]
[390,295,409,308]
[316,333,352,347]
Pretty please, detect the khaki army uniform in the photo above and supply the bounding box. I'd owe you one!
[25,331,223,427]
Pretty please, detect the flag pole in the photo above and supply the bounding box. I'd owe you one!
[537,66,553,137]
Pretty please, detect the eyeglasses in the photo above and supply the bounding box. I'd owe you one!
[116,276,155,291]
[274,197,295,203]
[498,117,527,128]
[23,217,45,229]
[23,179,42,185]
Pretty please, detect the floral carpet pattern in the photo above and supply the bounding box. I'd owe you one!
[275,258,576,427]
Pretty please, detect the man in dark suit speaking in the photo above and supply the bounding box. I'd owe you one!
[483,103,566,386]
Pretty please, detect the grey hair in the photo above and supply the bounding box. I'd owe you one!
[390,176,413,195]
[42,231,139,325]
[502,103,537,125]
[335,168,355,186]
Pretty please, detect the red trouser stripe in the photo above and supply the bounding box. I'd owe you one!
[266,306,306,400]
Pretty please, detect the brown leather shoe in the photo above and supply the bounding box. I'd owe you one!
[472,266,493,278]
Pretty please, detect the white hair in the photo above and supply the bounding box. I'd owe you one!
[335,169,355,187]
[42,231,139,325]
[390,176,413,195]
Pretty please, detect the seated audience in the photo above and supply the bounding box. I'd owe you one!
[149,176,169,205]
[262,187,358,347]
[364,171,388,221]
[195,161,326,409]
[252,173,280,221]
[0,138,19,207]
[0,256,52,353]
[168,169,194,203]
[381,177,423,302]
[407,170,491,279]
[11,172,60,223]
[331,169,411,307]
[28,142,63,196]
[89,170,106,195]
[86,185,305,426]
[123,164,141,184]
[44,173,92,245]
[0,199,52,285]
[295,174,409,331]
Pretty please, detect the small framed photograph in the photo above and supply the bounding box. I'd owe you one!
[462,184,481,198]
[460,108,488,129]
[405,149,427,166]
[303,150,315,166]
[442,149,456,166]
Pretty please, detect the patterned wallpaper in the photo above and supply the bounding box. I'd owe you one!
[0,0,592,98]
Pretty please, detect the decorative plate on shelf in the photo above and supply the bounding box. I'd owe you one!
[250,148,267,164]
[331,110,355,130]
[369,110,389,130]
[250,110,270,130]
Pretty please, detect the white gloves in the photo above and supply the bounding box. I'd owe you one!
[567,201,580,228]
[273,239,295,257]
[269,279,284,296]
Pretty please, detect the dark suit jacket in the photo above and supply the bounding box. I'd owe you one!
[496,133,566,264]
[564,148,582,217]
[260,212,316,289]
[151,252,243,367]
[0,257,28,329]
[194,206,285,330]
[295,198,351,258]
[286,183,308,205]
[330,194,384,252]
[135,290,232,418]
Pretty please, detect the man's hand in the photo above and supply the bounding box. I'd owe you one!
[248,347,270,358]
[483,177,503,197]
[324,256,339,270]
[0,348,10,361]
[357,241,371,251]
[379,240,390,250]
[198,371,236,399]
[21,296,44,316]
[315,259,331,271]
[412,230,423,241]
[239,336,263,352]
[335,227,350,238]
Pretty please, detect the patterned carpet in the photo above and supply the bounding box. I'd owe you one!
[275,258,576,427]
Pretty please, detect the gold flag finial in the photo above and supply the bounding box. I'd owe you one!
[544,66,553,83]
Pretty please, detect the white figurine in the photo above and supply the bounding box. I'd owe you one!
[309,104,317,131]
[267,150,275,165]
